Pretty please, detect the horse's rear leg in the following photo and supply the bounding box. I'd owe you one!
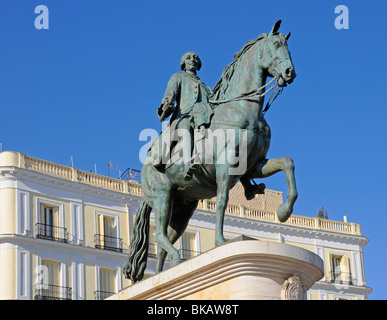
[156,200,198,272]
[252,157,298,222]
[154,192,181,268]
[214,165,233,246]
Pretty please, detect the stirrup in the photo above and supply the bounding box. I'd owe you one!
[184,164,201,181]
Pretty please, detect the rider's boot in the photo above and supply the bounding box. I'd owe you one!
[184,128,206,181]
[240,177,266,200]
[184,154,201,181]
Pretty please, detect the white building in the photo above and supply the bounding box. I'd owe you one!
[0,151,371,299]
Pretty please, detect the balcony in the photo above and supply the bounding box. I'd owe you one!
[34,283,72,300]
[147,244,200,261]
[94,234,123,253]
[179,248,201,261]
[35,223,69,243]
[329,271,354,285]
[94,290,115,300]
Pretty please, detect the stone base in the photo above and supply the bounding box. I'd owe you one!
[108,240,324,300]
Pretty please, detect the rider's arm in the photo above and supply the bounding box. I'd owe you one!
[161,73,181,105]
[157,73,181,121]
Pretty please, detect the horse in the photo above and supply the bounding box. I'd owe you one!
[123,20,298,283]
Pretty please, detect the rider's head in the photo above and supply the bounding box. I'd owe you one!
[180,52,202,72]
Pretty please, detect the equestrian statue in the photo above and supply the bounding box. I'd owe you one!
[123,20,298,282]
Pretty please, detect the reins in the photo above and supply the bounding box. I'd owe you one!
[262,81,283,115]
[209,76,283,115]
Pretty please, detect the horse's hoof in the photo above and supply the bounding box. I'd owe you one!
[277,203,292,222]
[215,236,226,247]
[170,256,181,268]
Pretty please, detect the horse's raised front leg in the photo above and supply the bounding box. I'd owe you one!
[253,157,298,222]
[214,165,233,246]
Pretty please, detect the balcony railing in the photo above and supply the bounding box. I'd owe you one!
[35,223,69,243]
[147,244,200,261]
[94,234,123,253]
[329,271,354,285]
[179,248,201,261]
[34,283,72,300]
[94,290,115,300]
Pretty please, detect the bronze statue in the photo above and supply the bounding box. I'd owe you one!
[124,20,298,283]
[152,51,264,195]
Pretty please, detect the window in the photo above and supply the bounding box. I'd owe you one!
[99,215,115,237]
[43,260,60,287]
[331,255,342,282]
[34,259,71,300]
[95,213,122,252]
[95,268,116,300]
[36,203,68,242]
[41,205,58,236]
[148,225,157,258]
[330,254,353,285]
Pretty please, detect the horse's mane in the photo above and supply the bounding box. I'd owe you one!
[211,33,267,101]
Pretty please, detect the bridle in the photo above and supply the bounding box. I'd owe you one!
[209,36,289,115]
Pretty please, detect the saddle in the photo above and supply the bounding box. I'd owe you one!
[148,117,191,170]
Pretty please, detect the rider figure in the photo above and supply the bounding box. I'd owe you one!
[156,51,265,199]
[157,51,213,180]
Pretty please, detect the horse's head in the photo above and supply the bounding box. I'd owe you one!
[258,20,296,87]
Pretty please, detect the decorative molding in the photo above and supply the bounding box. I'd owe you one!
[16,190,31,236]
[72,261,85,300]
[71,202,84,245]
[16,249,31,300]
[281,275,307,300]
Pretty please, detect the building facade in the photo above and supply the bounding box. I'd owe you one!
[0,151,371,300]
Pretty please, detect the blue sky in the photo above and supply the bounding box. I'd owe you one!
[0,1,386,299]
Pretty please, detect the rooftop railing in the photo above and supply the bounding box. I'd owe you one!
[197,199,362,235]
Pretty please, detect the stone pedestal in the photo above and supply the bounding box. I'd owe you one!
[108,240,324,300]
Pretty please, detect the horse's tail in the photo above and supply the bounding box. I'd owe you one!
[123,199,152,283]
